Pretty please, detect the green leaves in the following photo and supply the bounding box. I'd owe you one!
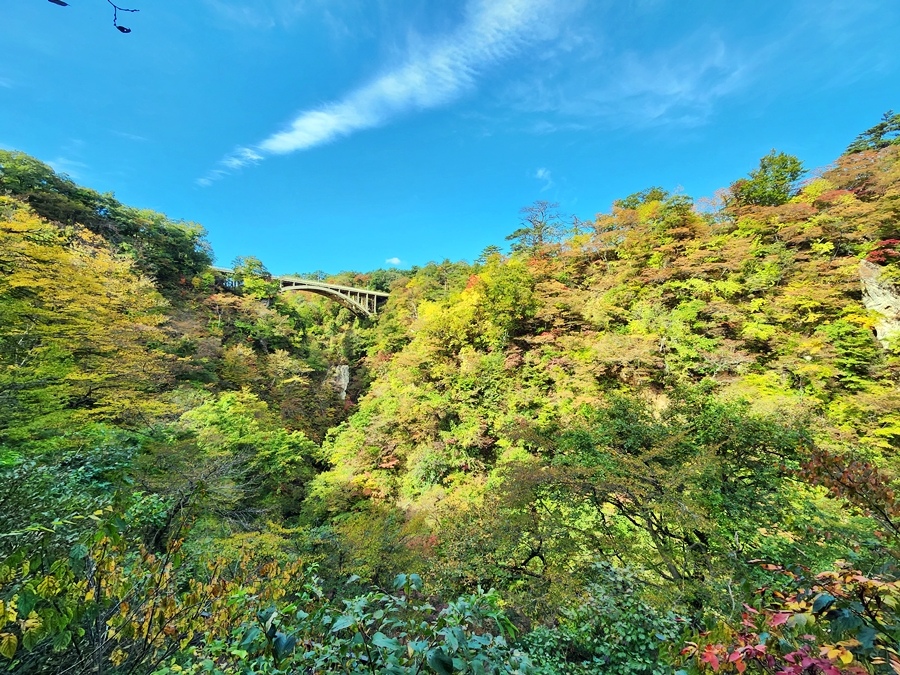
[847,110,900,153]
[731,150,806,207]
[330,614,355,632]
[371,631,400,649]
[811,593,836,615]
[427,646,455,675]
[392,572,424,592]
[521,563,680,675]
[271,631,296,662]
[163,579,533,674]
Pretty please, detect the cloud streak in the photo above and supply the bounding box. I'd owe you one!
[203,0,309,30]
[199,0,576,185]
[500,30,752,131]
[535,167,554,191]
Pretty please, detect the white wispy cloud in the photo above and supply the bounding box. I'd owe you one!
[502,30,752,130]
[203,0,309,29]
[112,130,149,142]
[47,157,88,179]
[385,257,402,266]
[199,0,580,185]
[0,77,13,89]
[535,167,553,191]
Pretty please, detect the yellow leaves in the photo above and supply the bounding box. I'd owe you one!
[809,240,835,257]
[0,567,12,586]
[0,600,15,630]
[2,195,172,421]
[791,178,835,204]
[36,575,61,599]
[820,644,854,665]
[0,633,16,660]
[20,611,42,634]
[110,647,128,666]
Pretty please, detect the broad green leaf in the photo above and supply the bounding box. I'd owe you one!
[812,593,836,614]
[331,615,355,632]
[272,632,297,661]
[372,632,400,650]
[51,630,72,653]
[427,647,455,675]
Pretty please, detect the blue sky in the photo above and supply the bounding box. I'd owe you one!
[1,0,898,275]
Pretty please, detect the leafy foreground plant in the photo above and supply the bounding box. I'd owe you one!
[676,562,900,675]
[521,563,681,675]
[0,504,532,675]
[152,573,532,675]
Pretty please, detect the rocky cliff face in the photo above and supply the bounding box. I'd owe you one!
[330,364,351,400]
[860,259,900,347]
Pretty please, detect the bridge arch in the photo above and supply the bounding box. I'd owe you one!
[279,284,376,317]
[212,268,390,318]
[277,276,389,318]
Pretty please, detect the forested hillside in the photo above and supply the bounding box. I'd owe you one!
[1,113,899,675]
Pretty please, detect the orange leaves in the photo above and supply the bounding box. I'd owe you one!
[728,649,747,674]
[802,448,900,537]
[700,645,722,671]
[871,655,900,674]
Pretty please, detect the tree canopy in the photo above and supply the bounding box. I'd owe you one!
[847,110,900,153]
[729,150,806,206]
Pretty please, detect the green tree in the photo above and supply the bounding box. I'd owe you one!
[231,256,281,300]
[544,391,809,595]
[177,389,318,515]
[476,244,504,265]
[0,151,212,294]
[614,186,670,210]
[506,201,566,254]
[846,110,900,154]
[522,564,680,675]
[730,150,806,206]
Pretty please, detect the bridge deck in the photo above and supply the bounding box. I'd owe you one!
[211,268,390,317]
[277,275,390,297]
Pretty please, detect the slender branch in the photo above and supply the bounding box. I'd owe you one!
[106,0,139,33]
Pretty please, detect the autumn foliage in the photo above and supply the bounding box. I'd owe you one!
[2,122,900,673]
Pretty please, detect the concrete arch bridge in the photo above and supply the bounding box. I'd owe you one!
[213,268,390,318]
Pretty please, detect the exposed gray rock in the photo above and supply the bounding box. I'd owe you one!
[860,259,900,347]
[330,364,351,400]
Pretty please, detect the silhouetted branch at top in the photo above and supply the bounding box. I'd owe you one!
[46,0,140,33]
[107,0,138,33]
